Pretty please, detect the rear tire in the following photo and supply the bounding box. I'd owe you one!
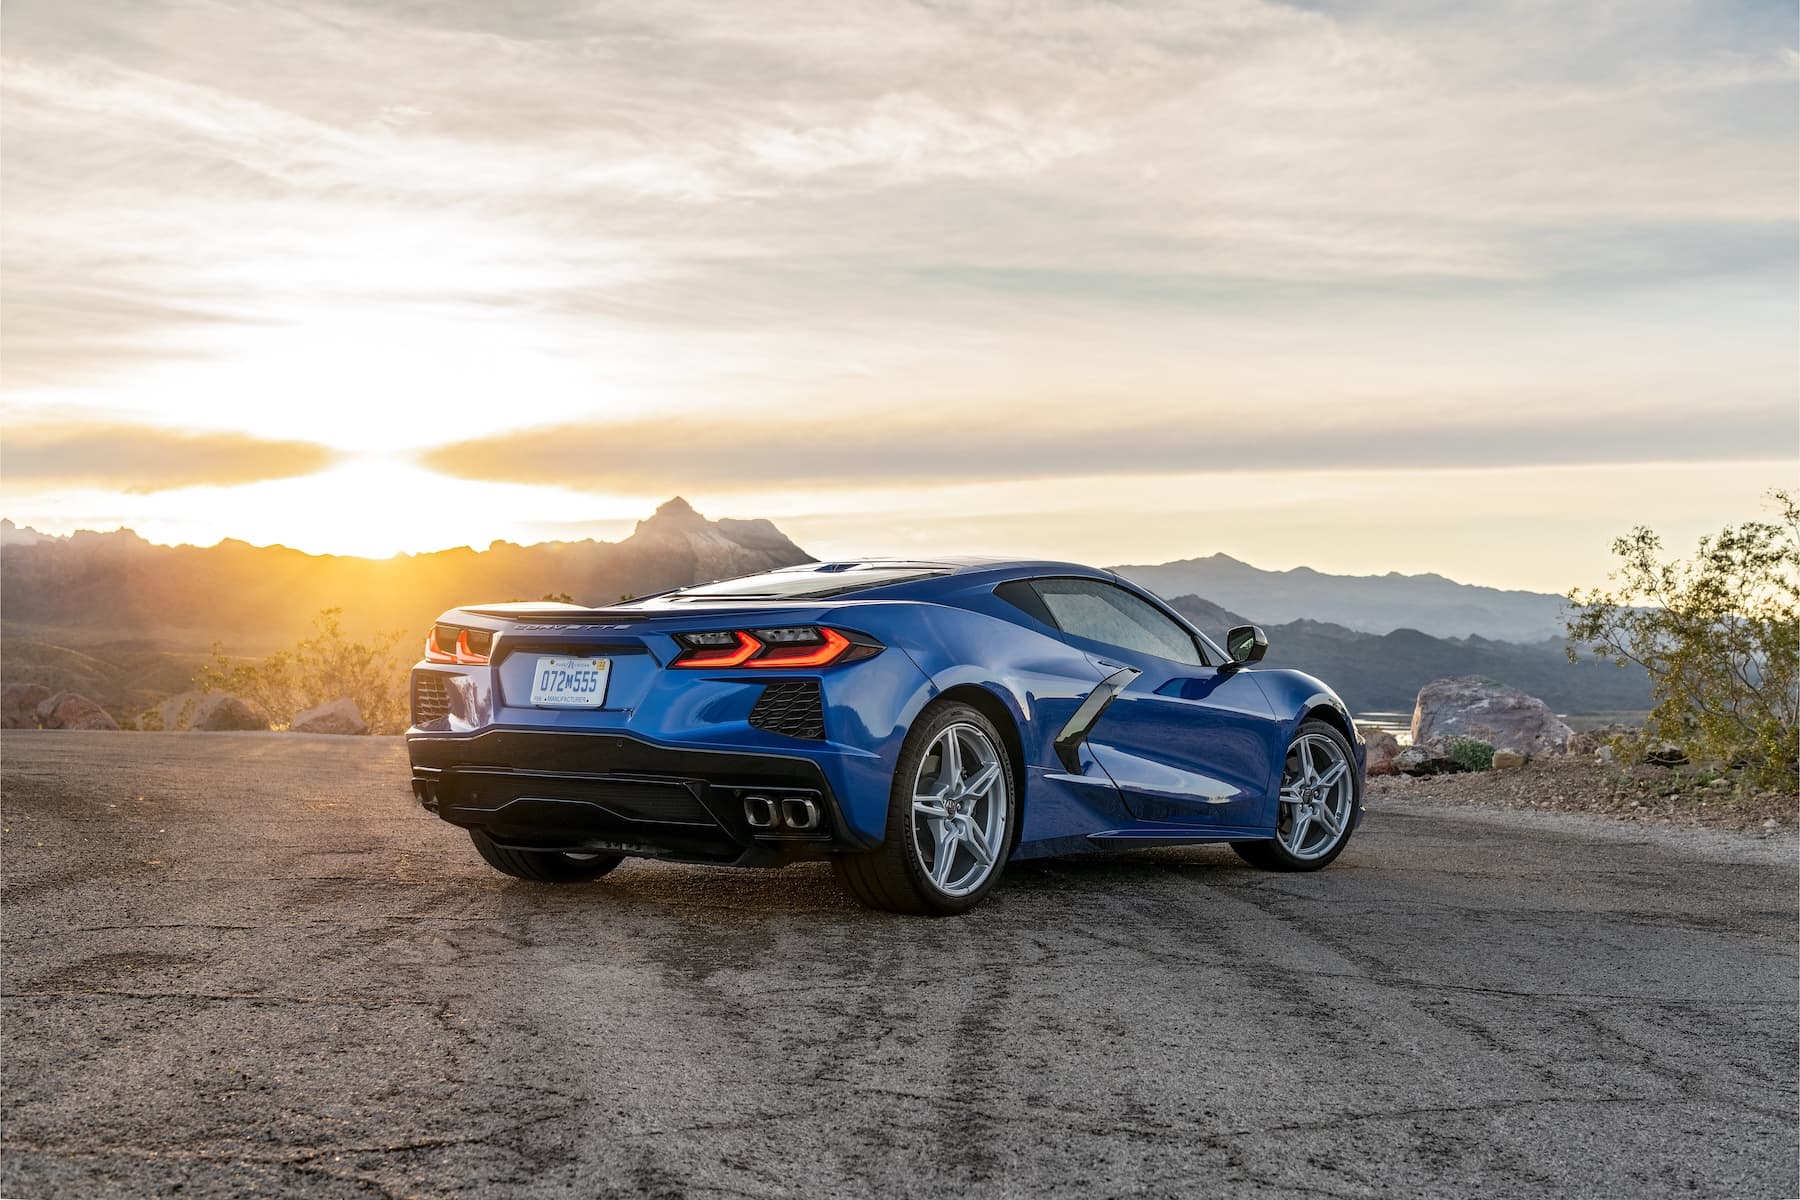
[1233,718,1360,872]
[469,830,625,883]
[832,701,1017,915]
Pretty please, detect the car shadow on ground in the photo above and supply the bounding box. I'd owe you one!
[479,842,1267,922]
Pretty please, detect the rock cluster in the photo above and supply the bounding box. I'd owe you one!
[290,697,367,735]
[1357,726,1403,777]
[1,683,51,728]
[1382,676,1578,775]
[35,691,120,731]
[146,691,270,732]
[1394,743,1465,776]
[2,684,120,730]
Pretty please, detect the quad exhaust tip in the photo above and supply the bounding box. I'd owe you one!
[741,793,821,832]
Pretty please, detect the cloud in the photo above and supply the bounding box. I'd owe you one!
[1,424,341,492]
[0,0,1792,496]
[422,402,1797,492]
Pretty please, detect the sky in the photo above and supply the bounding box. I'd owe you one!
[1,0,1794,593]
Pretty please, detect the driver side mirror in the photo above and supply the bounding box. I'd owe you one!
[1224,624,1268,667]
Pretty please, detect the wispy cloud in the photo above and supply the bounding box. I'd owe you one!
[423,402,1796,491]
[1,424,340,492]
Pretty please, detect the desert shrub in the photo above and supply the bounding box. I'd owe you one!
[1568,490,1799,788]
[1445,738,1495,772]
[194,609,407,734]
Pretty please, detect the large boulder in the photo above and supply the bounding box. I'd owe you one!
[1410,676,1573,758]
[1357,726,1403,777]
[149,691,269,732]
[1,683,52,729]
[290,697,367,735]
[35,691,120,731]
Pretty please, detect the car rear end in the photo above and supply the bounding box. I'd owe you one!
[405,575,941,868]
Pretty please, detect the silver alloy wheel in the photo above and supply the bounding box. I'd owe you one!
[1277,732,1354,860]
[911,722,1009,897]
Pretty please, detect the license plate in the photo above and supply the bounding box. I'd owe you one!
[529,656,610,708]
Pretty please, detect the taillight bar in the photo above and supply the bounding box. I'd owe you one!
[424,624,491,665]
[671,626,877,669]
[673,630,762,669]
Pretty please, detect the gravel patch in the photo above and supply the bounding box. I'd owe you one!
[1368,754,1797,837]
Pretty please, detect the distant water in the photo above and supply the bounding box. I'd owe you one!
[1354,710,1648,747]
[1355,712,1413,741]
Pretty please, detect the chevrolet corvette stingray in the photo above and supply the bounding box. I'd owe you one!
[405,559,1365,914]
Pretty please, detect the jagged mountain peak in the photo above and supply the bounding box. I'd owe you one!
[645,495,702,524]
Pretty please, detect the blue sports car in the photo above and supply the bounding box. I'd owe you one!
[405,559,1364,914]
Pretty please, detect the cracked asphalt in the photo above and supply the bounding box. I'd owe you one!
[3,731,1795,1199]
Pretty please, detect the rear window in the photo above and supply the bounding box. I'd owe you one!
[667,564,948,601]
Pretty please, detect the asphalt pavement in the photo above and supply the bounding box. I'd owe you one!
[3,731,1795,1198]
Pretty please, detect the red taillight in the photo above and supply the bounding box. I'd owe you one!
[672,630,763,668]
[747,626,851,668]
[671,626,875,669]
[424,624,490,665]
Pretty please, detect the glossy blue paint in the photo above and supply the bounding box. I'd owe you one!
[405,559,1365,862]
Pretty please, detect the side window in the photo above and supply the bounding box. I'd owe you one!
[1031,578,1206,667]
[993,579,1056,627]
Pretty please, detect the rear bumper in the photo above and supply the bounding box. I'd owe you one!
[406,729,876,866]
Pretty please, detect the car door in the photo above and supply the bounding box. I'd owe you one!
[1030,576,1282,830]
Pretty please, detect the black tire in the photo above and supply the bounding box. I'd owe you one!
[1233,718,1360,872]
[832,701,1018,916]
[468,830,625,883]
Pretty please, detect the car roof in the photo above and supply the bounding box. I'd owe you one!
[782,557,1110,576]
[775,558,1122,588]
[627,558,1117,606]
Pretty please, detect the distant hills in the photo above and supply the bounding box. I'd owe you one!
[1115,553,1571,642]
[0,500,1646,722]
[1162,597,1646,716]
[0,498,807,655]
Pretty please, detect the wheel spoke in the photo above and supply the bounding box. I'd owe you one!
[1279,784,1306,804]
[961,761,1001,800]
[962,820,994,866]
[1296,738,1319,784]
[940,730,963,788]
[1316,761,1349,791]
[1315,802,1343,836]
[1286,811,1312,852]
[931,824,958,886]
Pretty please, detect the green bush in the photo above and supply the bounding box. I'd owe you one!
[1568,490,1799,788]
[1446,738,1496,772]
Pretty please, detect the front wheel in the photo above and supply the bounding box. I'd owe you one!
[1233,719,1359,872]
[832,701,1017,915]
[469,830,625,883]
